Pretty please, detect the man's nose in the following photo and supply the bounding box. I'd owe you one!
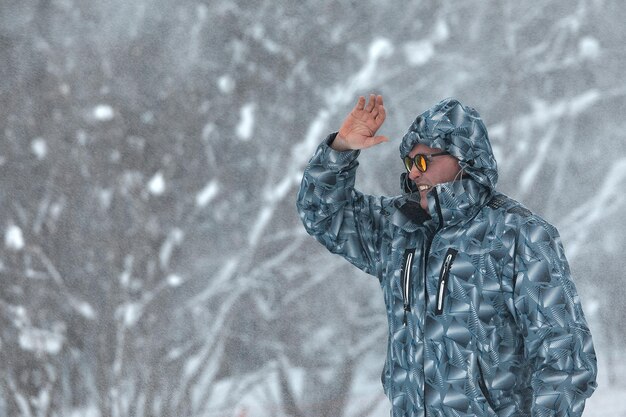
[408,166,422,181]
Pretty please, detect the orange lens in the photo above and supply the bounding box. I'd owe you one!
[403,156,412,172]
[417,155,427,172]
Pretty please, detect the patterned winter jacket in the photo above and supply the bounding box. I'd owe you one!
[296,98,597,417]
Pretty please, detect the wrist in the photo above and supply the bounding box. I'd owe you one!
[321,133,360,170]
[330,133,352,151]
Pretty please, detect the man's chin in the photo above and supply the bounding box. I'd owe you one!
[417,191,430,214]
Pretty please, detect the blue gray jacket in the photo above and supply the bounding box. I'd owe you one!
[296,98,597,417]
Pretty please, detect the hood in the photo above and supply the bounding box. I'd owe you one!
[399,98,498,191]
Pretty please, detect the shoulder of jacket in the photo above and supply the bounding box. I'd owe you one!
[485,193,533,218]
[486,193,561,239]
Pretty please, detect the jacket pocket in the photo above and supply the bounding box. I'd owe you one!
[400,248,416,325]
[435,248,457,315]
[477,358,496,412]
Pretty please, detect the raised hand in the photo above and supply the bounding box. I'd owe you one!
[332,94,389,151]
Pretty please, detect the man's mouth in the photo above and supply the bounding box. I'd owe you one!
[417,184,431,192]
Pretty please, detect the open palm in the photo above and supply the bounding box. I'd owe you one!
[334,94,388,151]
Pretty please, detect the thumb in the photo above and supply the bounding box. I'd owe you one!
[363,135,389,149]
[372,135,389,145]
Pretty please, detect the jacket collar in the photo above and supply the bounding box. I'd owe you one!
[384,193,430,233]
[427,178,493,229]
[385,178,492,232]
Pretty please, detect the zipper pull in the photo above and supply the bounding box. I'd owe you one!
[401,249,415,326]
[403,304,411,325]
[435,248,458,315]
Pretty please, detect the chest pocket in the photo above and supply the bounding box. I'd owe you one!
[400,248,416,325]
[435,248,458,315]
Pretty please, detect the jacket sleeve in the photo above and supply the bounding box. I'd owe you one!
[296,133,389,279]
[512,218,597,417]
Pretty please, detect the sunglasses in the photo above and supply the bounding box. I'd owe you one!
[403,151,450,172]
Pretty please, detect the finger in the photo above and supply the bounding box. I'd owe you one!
[375,104,386,122]
[365,94,376,112]
[355,96,366,110]
[371,104,379,118]
[371,96,385,119]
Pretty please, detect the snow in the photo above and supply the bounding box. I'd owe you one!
[3,1,626,416]
[368,37,394,62]
[159,227,184,268]
[579,36,600,60]
[167,273,183,287]
[140,111,154,124]
[70,299,96,320]
[31,137,48,160]
[68,406,99,417]
[342,37,394,95]
[403,18,449,67]
[147,171,166,195]
[201,122,216,141]
[188,258,238,307]
[218,75,235,94]
[206,366,626,417]
[236,103,256,141]
[294,36,395,165]
[196,180,219,207]
[559,157,626,257]
[248,206,272,247]
[59,83,70,95]
[584,384,626,417]
[98,188,113,209]
[432,18,450,42]
[569,89,601,115]
[118,302,141,327]
[515,91,601,196]
[18,327,64,355]
[404,40,435,67]
[5,224,24,251]
[92,104,114,121]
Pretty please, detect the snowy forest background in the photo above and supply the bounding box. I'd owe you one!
[1,0,626,416]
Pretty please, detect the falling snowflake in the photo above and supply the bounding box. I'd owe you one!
[5,225,24,251]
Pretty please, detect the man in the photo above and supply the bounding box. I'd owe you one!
[296,95,597,417]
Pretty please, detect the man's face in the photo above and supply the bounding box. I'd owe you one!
[406,143,462,213]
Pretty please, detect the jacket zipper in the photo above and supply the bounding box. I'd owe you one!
[401,248,416,325]
[435,249,457,315]
[427,189,444,305]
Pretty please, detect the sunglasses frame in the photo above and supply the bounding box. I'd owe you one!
[403,151,450,173]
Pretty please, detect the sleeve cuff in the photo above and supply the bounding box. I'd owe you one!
[319,132,360,171]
